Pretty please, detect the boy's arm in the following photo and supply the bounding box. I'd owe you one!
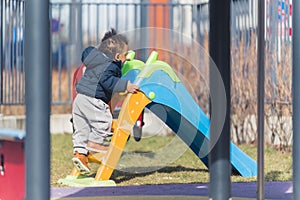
[100,64,128,93]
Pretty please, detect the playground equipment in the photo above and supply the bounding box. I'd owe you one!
[0,128,26,200]
[59,51,257,187]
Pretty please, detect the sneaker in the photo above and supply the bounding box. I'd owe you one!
[133,124,143,142]
[103,135,112,146]
[87,141,110,153]
[72,151,90,175]
[87,141,110,163]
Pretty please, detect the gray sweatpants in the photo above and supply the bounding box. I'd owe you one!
[72,93,112,155]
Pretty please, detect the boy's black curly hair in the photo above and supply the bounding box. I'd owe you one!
[98,28,128,59]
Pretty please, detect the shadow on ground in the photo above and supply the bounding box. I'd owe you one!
[90,165,208,184]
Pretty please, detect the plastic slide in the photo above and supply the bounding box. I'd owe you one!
[97,50,257,180]
[59,50,257,187]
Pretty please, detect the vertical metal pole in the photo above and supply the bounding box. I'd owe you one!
[140,0,148,61]
[257,0,265,199]
[77,0,83,65]
[25,0,50,199]
[293,0,300,199]
[70,0,82,67]
[169,0,173,30]
[209,0,231,199]
[0,1,3,105]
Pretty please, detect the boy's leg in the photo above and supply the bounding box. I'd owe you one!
[72,94,91,155]
[72,94,91,174]
[87,98,113,153]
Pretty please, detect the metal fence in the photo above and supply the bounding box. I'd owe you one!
[0,0,293,106]
[0,0,25,105]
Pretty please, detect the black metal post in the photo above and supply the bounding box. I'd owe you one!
[25,0,51,199]
[209,0,231,199]
[293,0,300,199]
[257,0,265,199]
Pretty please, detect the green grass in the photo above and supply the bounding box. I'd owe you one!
[51,134,292,187]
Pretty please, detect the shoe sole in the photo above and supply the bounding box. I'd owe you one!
[72,157,90,175]
[133,125,142,142]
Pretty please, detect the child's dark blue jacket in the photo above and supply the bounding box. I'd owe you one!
[76,46,128,104]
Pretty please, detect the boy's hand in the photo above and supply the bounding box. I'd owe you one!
[127,82,139,94]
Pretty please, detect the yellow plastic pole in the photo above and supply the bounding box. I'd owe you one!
[94,91,151,181]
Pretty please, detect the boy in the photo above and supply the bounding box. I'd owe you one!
[72,29,139,174]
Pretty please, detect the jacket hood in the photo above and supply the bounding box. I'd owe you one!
[82,47,112,69]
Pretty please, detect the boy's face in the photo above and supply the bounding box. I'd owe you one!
[115,44,129,64]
